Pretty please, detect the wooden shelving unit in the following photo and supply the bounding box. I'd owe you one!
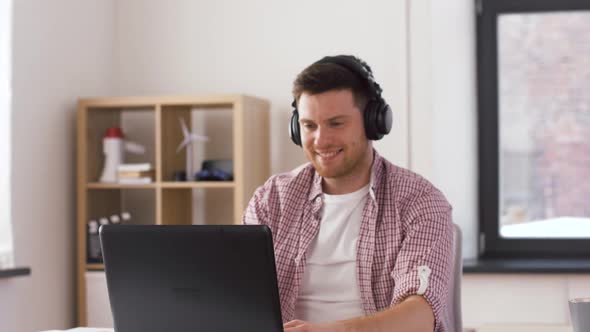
[76,94,270,325]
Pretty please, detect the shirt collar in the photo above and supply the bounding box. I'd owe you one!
[308,170,323,202]
[308,149,384,202]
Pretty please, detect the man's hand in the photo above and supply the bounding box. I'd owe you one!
[283,319,340,332]
[282,295,434,332]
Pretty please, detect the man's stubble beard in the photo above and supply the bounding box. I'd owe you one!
[308,139,371,180]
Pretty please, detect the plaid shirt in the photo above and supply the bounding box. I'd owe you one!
[243,150,454,331]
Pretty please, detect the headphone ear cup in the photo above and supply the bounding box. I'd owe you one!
[289,109,302,146]
[377,102,393,136]
[363,100,379,140]
[364,99,392,141]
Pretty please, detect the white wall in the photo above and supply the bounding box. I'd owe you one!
[409,0,478,260]
[0,1,115,331]
[430,0,478,260]
[114,0,411,172]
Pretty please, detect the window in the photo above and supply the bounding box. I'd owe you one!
[0,0,12,268]
[477,0,590,258]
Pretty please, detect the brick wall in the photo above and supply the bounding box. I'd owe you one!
[499,12,590,223]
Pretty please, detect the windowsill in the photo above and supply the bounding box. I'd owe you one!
[463,258,590,274]
[0,267,31,279]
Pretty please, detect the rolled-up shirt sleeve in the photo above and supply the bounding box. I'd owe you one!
[390,186,454,332]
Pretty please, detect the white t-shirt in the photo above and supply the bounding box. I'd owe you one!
[293,184,370,323]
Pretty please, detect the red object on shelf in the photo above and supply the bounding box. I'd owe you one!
[104,127,124,138]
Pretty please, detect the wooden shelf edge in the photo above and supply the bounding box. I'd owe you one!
[86,182,235,189]
[160,181,235,189]
[86,263,104,271]
[87,182,157,189]
[78,94,252,108]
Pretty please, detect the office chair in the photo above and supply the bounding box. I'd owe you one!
[444,223,463,332]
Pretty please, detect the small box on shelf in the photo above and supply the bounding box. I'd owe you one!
[115,162,154,184]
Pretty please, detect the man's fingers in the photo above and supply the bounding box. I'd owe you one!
[285,325,308,332]
[284,319,306,328]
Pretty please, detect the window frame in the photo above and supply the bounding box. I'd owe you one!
[477,0,590,258]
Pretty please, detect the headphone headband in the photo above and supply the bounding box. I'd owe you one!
[314,55,383,97]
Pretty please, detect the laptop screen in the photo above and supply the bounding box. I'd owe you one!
[100,225,283,332]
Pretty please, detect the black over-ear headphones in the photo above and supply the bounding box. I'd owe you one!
[289,55,393,146]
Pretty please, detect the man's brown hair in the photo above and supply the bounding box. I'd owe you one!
[292,61,371,111]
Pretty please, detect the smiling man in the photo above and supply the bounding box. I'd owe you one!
[243,55,454,332]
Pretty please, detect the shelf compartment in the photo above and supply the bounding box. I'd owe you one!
[159,105,234,182]
[85,189,156,267]
[159,188,192,225]
[159,187,235,225]
[82,106,156,184]
[86,188,157,226]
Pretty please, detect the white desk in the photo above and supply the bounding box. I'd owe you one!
[44,325,573,332]
[475,324,572,332]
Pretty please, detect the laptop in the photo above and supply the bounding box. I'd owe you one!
[99,225,283,332]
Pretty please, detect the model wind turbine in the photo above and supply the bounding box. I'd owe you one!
[176,118,208,180]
